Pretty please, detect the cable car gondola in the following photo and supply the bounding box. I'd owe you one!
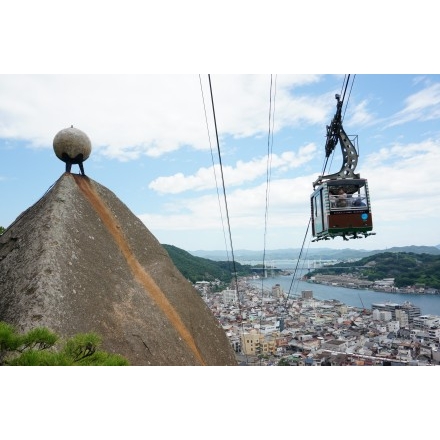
[311,92,375,242]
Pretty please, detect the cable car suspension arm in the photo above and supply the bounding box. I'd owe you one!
[313,93,360,188]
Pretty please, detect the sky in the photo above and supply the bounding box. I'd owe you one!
[1,73,440,253]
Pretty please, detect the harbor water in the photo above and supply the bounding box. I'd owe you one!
[244,260,440,316]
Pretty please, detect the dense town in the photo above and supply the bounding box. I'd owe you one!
[195,277,440,366]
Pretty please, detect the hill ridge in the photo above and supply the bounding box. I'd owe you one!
[189,245,440,261]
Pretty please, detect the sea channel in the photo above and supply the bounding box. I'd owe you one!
[243,259,440,316]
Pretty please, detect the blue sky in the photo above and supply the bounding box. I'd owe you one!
[1,74,440,252]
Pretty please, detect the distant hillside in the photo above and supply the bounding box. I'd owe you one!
[162,244,253,283]
[375,245,440,256]
[306,252,440,289]
[190,245,440,261]
[164,244,440,288]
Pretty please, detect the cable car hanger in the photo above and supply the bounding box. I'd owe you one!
[313,93,359,188]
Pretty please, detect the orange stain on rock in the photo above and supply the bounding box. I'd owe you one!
[73,175,206,365]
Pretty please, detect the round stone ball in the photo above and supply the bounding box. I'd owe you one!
[53,126,92,162]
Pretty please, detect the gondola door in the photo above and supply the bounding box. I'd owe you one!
[311,185,328,240]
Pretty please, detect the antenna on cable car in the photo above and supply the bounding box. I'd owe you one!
[310,90,375,242]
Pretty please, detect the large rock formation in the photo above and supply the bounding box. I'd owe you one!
[0,173,237,366]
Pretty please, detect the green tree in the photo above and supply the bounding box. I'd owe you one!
[0,322,129,366]
[162,244,254,283]
[0,226,5,235]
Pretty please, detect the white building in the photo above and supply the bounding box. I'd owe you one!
[428,328,440,343]
[387,320,400,333]
[373,278,395,288]
[254,323,279,334]
[222,289,238,305]
[413,315,440,330]
[395,309,409,328]
[372,309,392,322]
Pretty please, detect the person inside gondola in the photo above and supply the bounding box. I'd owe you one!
[353,195,366,207]
[336,187,347,207]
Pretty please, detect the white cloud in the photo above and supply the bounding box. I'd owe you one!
[403,83,440,113]
[148,143,317,194]
[203,74,328,136]
[364,139,440,178]
[139,138,440,249]
[0,74,334,161]
[347,100,375,126]
[363,139,440,222]
[140,174,320,233]
[0,75,210,159]
[386,83,440,127]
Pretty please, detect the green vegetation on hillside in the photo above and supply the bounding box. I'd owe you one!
[0,322,129,366]
[162,244,254,284]
[306,252,440,289]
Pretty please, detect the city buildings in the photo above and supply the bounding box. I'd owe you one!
[197,277,440,366]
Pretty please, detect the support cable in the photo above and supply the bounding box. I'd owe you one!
[283,217,311,310]
[261,75,277,296]
[258,75,277,365]
[208,75,238,286]
[198,75,231,264]
[207,75,247,363]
